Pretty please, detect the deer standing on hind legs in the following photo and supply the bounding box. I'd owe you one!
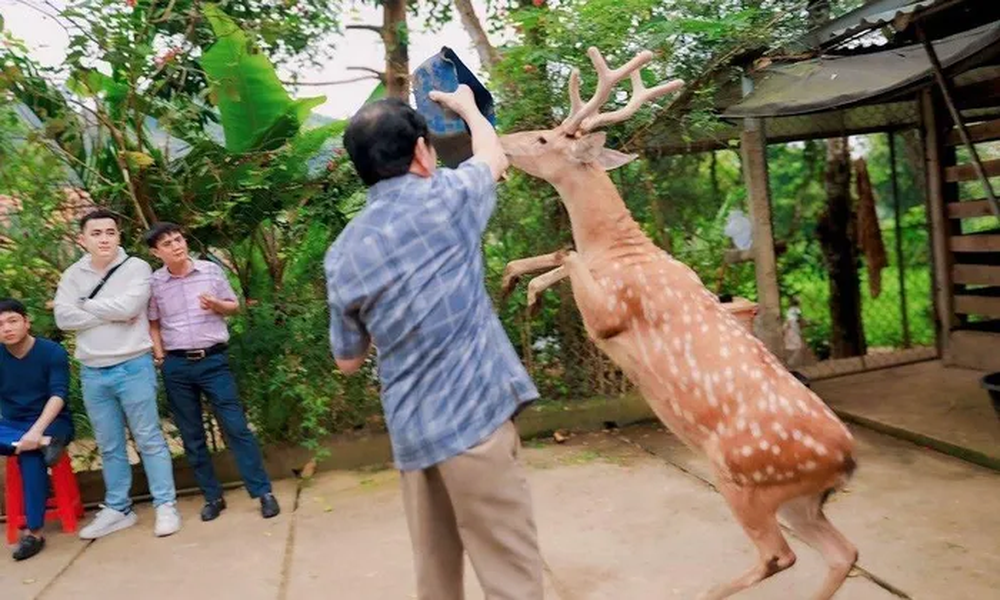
[497,47,859,599]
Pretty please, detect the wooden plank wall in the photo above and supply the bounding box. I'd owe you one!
[933,69,1000,370]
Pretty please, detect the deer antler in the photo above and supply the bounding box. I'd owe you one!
[561,47,684,134]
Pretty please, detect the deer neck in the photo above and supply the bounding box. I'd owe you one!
[552,167,642,254]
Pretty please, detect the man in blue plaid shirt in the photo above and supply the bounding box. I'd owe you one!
[324,87,543,599]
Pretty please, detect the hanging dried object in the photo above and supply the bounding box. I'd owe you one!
[853,157,888,298]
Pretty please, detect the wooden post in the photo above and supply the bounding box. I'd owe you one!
[889,132,912,348]
[920,89,958,359]
[740,118,784,359]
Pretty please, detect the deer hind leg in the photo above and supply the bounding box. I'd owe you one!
[561,251,627,340]
[778,493,858,600]
[500,251,569,299]
[699,482,797,600]
[526,266,567,315]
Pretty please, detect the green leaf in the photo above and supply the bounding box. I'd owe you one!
[199,3,322,153]
[363,83,386,106]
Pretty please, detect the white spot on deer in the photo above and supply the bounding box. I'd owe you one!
[766,465,776,475]
[721,404,731,416]
[613,262,622,271]
[792,430,803,441]
[815,443,828,457]
[673,339,682,351]
[803,435,816,449]
[698,424,711,435]
[759,440,770,451]
[784,471,795,480]
[721,347,730,358]
[800,460,818,472]
[736,419,747,432]
[752,471,764,482]
[741,445,753,457]
[771,445,781,455]
[749,422,762,438]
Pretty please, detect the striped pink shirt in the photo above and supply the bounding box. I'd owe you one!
[148,259,238,351]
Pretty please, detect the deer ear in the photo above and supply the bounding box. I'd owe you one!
[568,132,608,164]
[596,148,638,171]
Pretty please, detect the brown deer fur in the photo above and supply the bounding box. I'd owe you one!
[498,47,859,600]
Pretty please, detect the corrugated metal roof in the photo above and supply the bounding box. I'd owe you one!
[824,0,943,44]
[795,0,953,51]
[724,21,1000,118]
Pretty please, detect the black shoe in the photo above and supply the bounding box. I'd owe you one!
[260,493,280,519]
[12,534,45,561]
[200,498,227,522]
[42,437,67,467]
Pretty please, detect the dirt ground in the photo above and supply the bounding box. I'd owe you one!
[2,422,998,600]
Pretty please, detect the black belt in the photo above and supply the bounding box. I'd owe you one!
[167,343,228,361]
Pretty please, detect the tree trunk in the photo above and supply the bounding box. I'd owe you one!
[454,0,499,70]
[382,0,410,100]
[817,137,866,358]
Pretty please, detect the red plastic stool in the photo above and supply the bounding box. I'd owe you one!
[5,453,84,544]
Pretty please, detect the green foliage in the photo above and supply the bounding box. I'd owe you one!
[200,4,326,153]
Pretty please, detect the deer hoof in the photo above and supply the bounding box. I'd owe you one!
[527,290,544,316]
[500,273,520,299]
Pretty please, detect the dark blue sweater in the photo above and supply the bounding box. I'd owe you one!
[0,338,72,425]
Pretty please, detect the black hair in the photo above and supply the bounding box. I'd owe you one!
[144,222,185,248]
[343,98,432,186]
[79,208,121,232]
[0,298,28,318]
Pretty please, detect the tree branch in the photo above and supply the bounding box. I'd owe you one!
[346,24,383,34]
[281,75,380,87]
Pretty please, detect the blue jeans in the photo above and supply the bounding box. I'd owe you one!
[0,418,74,531]
[162,351,271,501]
[81,353,176,511]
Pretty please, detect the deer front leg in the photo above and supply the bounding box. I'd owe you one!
[525,266,567,315]
[562,251,628,340]
[501,251,570,299]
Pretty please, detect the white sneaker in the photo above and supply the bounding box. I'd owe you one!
[154,502,182,537]
[79,505,138,540]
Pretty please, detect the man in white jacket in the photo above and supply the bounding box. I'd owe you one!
[54,209,180,539]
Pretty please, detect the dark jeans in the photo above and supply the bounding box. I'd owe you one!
[161,352,271,501]
[0,418,74,531]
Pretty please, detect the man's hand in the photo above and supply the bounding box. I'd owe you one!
[16,430,43,453]
[153,352,165,368]
[199,293,220,312]
[429,85,479,120]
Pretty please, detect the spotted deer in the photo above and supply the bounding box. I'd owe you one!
[498,47,859,600]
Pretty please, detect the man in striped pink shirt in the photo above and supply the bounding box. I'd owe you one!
[145,222,279,522]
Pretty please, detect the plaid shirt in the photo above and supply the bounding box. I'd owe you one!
[324,159,538,471]
[149,259,237,351]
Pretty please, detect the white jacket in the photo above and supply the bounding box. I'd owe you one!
[54,247,154,368]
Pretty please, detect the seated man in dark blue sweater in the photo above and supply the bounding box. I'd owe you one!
[0,298,74,561]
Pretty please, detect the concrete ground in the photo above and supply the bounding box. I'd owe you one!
[812,361,1000,465]
[1,422,998,600]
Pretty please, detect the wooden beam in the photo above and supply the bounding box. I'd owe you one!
[950,235,1000,252]
[740,119,783,359]
[946,329,1000,371]
[954,294,1000,318]
[945,118,1000,146]
[952,264,1000,286]
[921,90,960,349]
[944,158,1000,183]
[947,199,994,219]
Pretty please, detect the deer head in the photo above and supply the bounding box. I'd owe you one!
[500,47,684,185]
